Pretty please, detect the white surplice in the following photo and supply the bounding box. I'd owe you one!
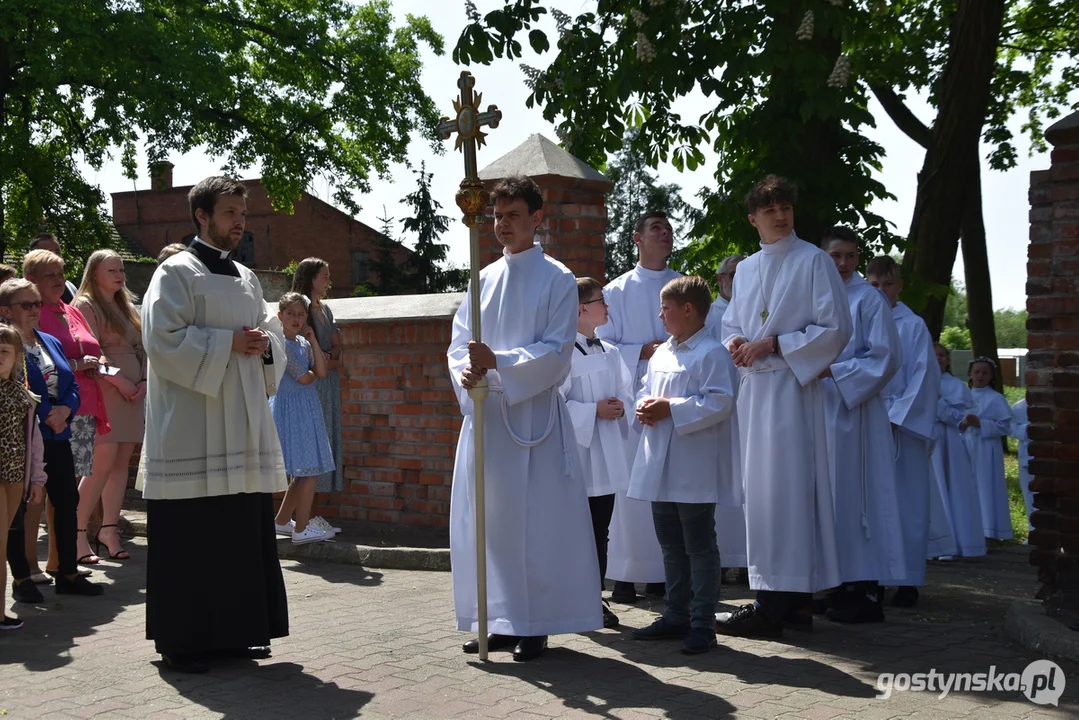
[1012,398,1033,534]
[559,334,636,497]
[599,264,682,392]
[964,387,1014,540]
[598,263,681,582]
[821,273,906,584]
[932,373,986,556]
[138,251,287,499]
[627,327,741,506]
[447,243,601,637]
[703,294,748,567]
[721,233,852,593]
[880,302,941,586]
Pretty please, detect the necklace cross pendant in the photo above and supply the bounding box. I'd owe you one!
[760,309,769,324]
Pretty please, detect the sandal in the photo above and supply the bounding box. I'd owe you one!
[77,529,101,565]
[95,524,130,561]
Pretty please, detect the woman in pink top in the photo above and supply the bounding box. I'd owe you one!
[24,250,109,566]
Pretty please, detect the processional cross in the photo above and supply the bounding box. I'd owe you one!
[438,71,501,662]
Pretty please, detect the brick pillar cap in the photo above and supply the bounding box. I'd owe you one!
[1046,110,1079,147]
[479,134,614,193]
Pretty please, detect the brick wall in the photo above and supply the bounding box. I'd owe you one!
[310,296,464,527]
[1026,110,1079,615]
[477,174,611,281]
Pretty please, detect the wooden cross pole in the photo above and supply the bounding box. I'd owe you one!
[437,70,501,662]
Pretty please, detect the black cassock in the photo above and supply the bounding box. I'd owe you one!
[145,239,288,657]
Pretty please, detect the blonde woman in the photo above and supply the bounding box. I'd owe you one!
[71,250,145,561]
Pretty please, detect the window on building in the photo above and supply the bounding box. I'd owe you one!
[236,231,255,267]
[352,250,369,284]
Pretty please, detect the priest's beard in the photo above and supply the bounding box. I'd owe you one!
[206,216,241,251]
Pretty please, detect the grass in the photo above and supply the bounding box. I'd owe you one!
[1004,436,1029,544]
[1002,385,1025,405]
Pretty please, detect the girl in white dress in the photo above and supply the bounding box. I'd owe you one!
[962,358,1013,541]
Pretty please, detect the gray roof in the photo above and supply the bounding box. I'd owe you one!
[324,293,465,323]
[479,134,611,185]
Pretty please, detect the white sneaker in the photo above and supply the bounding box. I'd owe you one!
[310,516,341,535]
[292,525,333,545]
[275,520,295,537]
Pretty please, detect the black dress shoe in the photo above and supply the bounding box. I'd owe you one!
[513,635,548,662]
[890,586,919,608]
[462,633,519,654]
[161,654,209,674]
[714,604,783,639]
[602,604,620,629]
[681,627,718,655]
[610,581,638,604]
[213,646,272,659]
[783,604,814,633]
[56,574,104,596]
[827,596,885,624]
[12,580,44,604]
[644,582,666,598]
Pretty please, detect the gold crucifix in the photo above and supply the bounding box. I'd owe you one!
[437,71,502,227]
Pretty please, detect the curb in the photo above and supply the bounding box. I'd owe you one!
[123,518,450,572]
[1005,600,1079,662]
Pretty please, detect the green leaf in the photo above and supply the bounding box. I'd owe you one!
[529,29,550,54]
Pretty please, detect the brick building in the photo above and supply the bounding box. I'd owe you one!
[1027,109,1079,616]
[111,163,408,297]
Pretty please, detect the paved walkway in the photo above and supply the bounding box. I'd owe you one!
[1,540,1075,719]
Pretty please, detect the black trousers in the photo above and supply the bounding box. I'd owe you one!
[7,500,30,580]
[588,493,616,591]
[756,590,812,621]
[43,440,80,576]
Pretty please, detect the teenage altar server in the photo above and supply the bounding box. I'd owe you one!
[448,176,601,663]
[1011,397,1033,538]
[817,228,905,623]
[867,256,941,608]
[931,343,986,557]
[599,212,678,602]
[560,277,637,630]
[715,176,852,638]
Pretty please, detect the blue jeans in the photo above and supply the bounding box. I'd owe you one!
[651,501,720,630]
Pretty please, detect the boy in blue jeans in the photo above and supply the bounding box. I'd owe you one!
[628,276,741,654]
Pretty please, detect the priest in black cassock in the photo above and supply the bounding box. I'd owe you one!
[138,176,289,673]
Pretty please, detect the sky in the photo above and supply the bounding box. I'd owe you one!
[77,0,1056,311]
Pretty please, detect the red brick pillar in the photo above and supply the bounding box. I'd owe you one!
[1027,110,1079,615]
[476,134,612,281]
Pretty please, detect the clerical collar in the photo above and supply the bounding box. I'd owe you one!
[504,242,542,263]
[670,325,709,352]
[192,237,231,259]
[633,264,673,279]
[759,232,797,254]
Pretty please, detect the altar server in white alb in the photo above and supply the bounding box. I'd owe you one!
[559,277,637,630]
[599,211,678,603]
[816,228,905,624]
[715,175,852,639]
[447,176,601,663]
[931,343,986,557]
[866,256,941,609]
[705,254,749,577]
[140,176,289,673]
[628,276,740,655]
[1011,397,1033,538]
[962,357,1014,541]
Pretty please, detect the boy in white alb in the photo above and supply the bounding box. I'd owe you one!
[599,211,679,602]
[866,256,941,609]
[629,276,740,656]
[559,277,637,630]
[448,176,601,663]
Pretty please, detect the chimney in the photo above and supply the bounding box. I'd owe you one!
[149,161,175,191]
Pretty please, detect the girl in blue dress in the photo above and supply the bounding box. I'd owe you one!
[271,293,336,545]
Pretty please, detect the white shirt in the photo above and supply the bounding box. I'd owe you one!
[599,264,682,392]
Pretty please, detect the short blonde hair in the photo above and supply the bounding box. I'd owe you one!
[660,276,713,319]
[22,249,64,280]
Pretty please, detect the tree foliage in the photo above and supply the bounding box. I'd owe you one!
[398,161,466,293]
[370,206,405,294]
[940,280,1028,349]
[605,130,691,279]
[1,0,444,263]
